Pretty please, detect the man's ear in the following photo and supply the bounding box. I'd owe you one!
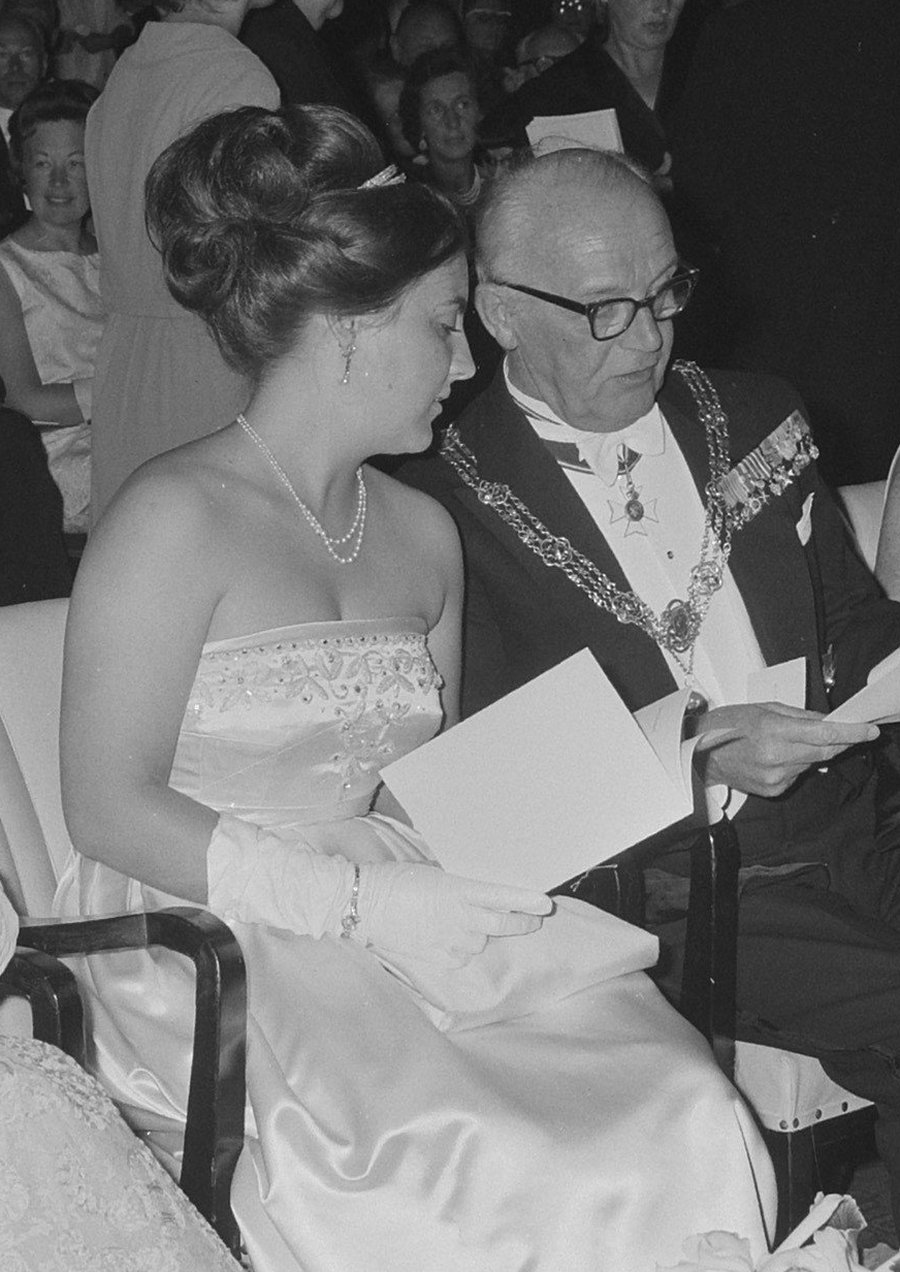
[475,281,518,352]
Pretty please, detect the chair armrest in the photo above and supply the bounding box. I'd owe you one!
[550,854,645,925]
[0,948,85,1061]
[17,907,246,1255]
[551,820,741,1076]
[680,817,740,1075]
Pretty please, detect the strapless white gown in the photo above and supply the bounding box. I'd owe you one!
[54,618,776,1271]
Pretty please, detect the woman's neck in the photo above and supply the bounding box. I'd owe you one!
[242,373,368,519]
[429,153,477,198]
[605,36,664,108]
[15,214,94,254]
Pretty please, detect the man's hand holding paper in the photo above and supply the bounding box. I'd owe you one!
[694,703,879,798]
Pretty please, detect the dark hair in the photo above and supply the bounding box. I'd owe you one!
[0,4,54,45]
[145,104,467,381]
[8,78,98,167]
[398,46,478,149]
[394,0,463,43]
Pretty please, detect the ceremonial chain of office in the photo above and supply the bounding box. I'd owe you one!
[441,360,815,681]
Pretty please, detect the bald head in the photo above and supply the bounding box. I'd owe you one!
[475,147,655,282]
[473,147,678,433]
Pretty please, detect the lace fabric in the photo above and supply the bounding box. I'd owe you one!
[187,624,440,717]
[174,621,443,815]
[0,1035,236,1272]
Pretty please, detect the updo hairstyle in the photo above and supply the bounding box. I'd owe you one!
[145,104,468,381]
[8,78,99,169]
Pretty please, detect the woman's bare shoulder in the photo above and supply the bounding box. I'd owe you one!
[83,443,250,601]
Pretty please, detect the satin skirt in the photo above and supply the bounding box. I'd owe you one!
[55,845,775,1272]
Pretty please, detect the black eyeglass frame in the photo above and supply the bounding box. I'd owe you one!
[492,266,699,342]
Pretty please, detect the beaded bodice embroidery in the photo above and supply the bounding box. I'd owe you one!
[171,619,442,823]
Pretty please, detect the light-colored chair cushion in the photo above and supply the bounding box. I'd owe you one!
[837,481,887,572]
[734,1040,871,1133]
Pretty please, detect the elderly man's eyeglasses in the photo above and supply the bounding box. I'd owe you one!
[494,267,699,341]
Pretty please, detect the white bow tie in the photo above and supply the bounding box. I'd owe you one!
[504,364,666,482]
[539,415,665,484]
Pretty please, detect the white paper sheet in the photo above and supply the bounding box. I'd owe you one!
[381,649,694,891]
[746,656,807,708]
[828,653,900,725]
[526,108,623,154]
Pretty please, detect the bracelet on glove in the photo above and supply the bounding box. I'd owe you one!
[341,864,361,940]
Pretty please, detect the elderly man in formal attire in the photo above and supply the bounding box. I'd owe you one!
[401,145,900,1223]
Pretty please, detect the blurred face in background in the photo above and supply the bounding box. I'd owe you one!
[463,0,511,60]
[292,0,344,30]
[419,71,478,165]
[21,118,89,229]
[393,3,460,68]
[0,18,45,111]
[605,0,685,53]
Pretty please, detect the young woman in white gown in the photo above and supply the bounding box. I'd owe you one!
[55,104,776,1271]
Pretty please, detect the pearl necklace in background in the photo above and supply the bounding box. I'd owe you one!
[236,413,367,565]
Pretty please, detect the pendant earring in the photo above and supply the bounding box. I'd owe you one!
[340,338,356,385]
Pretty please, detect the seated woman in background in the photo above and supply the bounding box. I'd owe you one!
[0,78,102,534]
[481,0,685,187]
[56,103,775,1272]
[399,46,486,212]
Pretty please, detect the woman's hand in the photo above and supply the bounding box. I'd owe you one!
[357,863,552,969]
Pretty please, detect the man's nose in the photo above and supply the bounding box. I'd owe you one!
[627,303,664,349]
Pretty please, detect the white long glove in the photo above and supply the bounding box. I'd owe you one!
[206,813,551,969]
[355,864,551,968]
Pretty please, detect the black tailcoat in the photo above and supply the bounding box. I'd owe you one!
[401,365,900,870]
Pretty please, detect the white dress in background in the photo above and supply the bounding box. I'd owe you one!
[0,239,102,533]
[0,1035,239,1272]
[55,617,777,1271]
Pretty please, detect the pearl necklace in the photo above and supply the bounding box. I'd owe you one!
[237,413,367,565]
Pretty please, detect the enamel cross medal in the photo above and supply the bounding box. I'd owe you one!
[609,444,658,536]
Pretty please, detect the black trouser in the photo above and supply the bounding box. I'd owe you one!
[654,826,900,1229]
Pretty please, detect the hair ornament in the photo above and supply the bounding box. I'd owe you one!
[359,164,406,189]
